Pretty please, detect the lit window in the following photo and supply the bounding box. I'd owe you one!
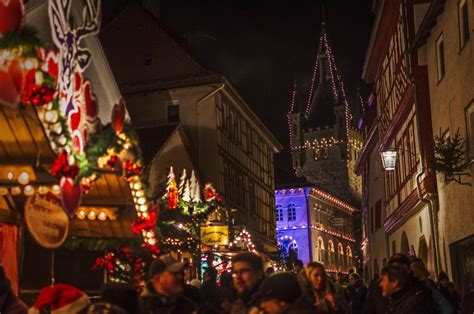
[346,246,352,257]
[436,34,445,81]
[459,0,470,48]
[328,240,335,252]
[287,203,296,222]
[338,243,344,255]
[276,205,283,222]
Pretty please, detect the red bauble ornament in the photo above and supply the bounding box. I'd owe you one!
[60,176,82,218]
[0,0,24,35]
[107,155,118,168]
[111,98,126,134]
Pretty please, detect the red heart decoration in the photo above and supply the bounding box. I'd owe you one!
[83,80,97,118]
[74,71,83,93]
[44,50,59,85]
[60,176,82,218]
[72,130,83,153]
[0,0,24,35]
[112,98,126,133]
[69,106,81,131]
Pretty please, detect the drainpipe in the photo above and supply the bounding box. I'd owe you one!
[304,188,313,262]
[401,0,440,277]
[195,83,226,166]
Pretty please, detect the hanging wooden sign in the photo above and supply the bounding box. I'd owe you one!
[24,192,69,249]
[201,225,229,246]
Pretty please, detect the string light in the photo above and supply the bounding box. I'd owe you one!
[17,171,30,185]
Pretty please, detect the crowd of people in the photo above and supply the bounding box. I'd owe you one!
[0,252,473,314]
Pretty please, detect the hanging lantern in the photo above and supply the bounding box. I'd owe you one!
[381,150,397,171]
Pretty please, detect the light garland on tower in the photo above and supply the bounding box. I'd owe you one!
[287,80,298,148]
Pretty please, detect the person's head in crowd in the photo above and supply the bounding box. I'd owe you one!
[220,270,232,287]
[379,263,410,297]
[409,259,430,281]
[293,260,304,274]
[373,273,380,281]
[29,284,90,313]
[349,273,362,286]
[189,278,201,289]
[305,262,327,292]
[87,302,128,314]
[388,253,410,270]
[148,254,185,297]
[257,272,302,314]
[203,267,218,283]
[99,283,138,314]
[266,267,275,276]
[438,271,450,288]
[231,252,265,298]
[335,272,344,283]
[348,268,355,275]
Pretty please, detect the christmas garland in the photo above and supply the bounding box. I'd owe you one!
[63,237,143,252]
[0,27,42,57]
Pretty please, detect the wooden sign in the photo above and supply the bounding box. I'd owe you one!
[201,225,229,246]
[24,192,69,249]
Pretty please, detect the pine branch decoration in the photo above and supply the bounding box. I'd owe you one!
[429,128,471,178]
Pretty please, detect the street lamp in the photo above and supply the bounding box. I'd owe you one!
[380,150,397,171]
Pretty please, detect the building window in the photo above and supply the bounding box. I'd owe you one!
[346,246,352,257]
[338,243,344,255]
[144,55,153,66]
[328,240,335,253]
[459,0,470,49]
[167,101,180,123]
[436,34,445,81]
[276,205,283,222]
[287,203,296,222]
[375,200,382,230]
[466,102,474,160]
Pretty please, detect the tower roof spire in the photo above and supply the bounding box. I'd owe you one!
[321,0,326,28]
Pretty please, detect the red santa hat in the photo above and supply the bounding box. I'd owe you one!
[28,284,90,314]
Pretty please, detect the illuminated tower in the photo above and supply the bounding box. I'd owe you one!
[287,21,362,205]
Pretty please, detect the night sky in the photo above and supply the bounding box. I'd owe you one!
[158,0,374,173]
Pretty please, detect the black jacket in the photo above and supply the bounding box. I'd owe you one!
[362,279,385,314]
[345,283,368,314]
[139,282,197,314]
[385,286,437,314]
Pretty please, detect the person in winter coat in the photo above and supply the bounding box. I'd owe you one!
[256,272,319,314]
[199,267,224,313]
[362,273,385,314]
[345,273,367,314]
[139,254,197,314]
[230,252,265,314]
[379,263,436,314]
[409,260,453,314]
[299,261,341,313]
[0,266,27,314]
[437,271,461,313]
